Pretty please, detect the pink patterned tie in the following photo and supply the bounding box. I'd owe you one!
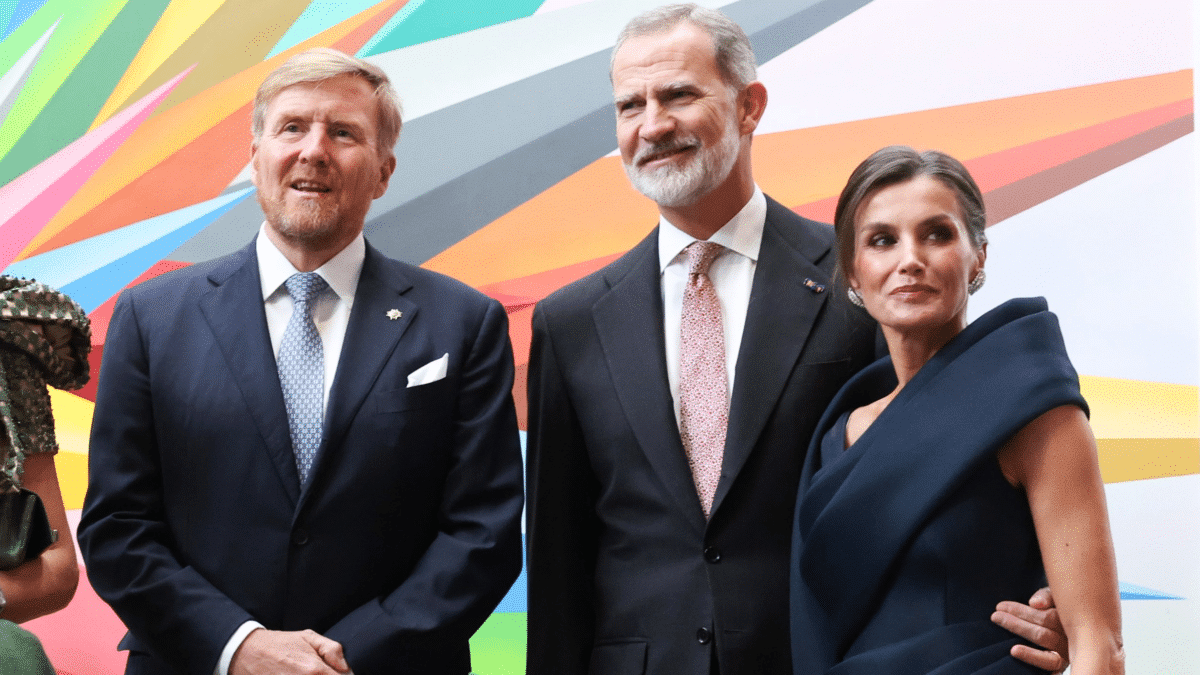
[679,241,728,518]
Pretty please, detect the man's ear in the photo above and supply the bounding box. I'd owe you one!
[249,145,259,189]
[738,81,768,135]
[373,153,397,199]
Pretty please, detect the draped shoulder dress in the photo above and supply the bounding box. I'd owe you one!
[790,298,1087,675]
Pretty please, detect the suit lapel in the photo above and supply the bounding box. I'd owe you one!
[198,243,302,504]
[593,233,707,533]
[712,198,832,516]
[301,245,415,507]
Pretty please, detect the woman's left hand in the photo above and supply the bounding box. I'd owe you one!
[992,586,1067,673]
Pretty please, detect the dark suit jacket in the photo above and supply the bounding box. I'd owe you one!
[78,240,524,675]
[525,196,878,675]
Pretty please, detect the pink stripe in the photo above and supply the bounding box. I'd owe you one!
[0,65,196,269]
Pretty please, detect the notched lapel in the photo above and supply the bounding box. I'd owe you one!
[305,248,416,503]
[198,248,301,504]
[713,210,831,516]
[593,238,706,533]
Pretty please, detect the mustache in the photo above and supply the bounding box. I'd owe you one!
[631,135,701,167]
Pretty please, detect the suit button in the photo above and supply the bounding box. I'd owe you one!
[292,529,309,546]
[703,546,721,563]
[696,627,712,644]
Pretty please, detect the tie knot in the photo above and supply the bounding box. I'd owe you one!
[284,272,328,307]
[685,241,724,276]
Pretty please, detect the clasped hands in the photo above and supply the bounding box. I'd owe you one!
[230,628,352,675]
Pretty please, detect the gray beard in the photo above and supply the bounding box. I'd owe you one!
[260,193,341,246]
[624,125,741,208]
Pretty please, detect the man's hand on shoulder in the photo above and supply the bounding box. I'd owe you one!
[992,587,1068,673]
[230,628,351,675]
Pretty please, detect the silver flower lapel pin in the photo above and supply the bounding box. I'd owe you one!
[386,309,403,320]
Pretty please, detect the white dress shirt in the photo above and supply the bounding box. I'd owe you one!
[216,225,365,675]
[660,187,766,425]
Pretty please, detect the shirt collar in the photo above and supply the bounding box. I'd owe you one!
[256,223,366,302]
[658,186,767,272]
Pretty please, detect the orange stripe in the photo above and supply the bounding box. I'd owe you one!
[478,252,622,302]
[964,99,1192,193]
[753,71,1192,207]
[424,159,659,287]
[792,99,1193,223]
[427,71,1191,288]
[37,106,255,253]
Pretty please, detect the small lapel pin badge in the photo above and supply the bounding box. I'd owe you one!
[803,278,825,294]
[386,309,403,320]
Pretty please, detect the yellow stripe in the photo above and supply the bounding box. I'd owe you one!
[55,451,88,510]
[1080,375,1198,439]
[90,0,227,129]
[48,388,94,509]
[1098,438,1199,483]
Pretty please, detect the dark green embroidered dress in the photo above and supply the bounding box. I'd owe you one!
[0,275,90,492]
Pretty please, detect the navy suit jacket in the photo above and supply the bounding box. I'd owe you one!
[525,197,879,675]
[78,240,524,675]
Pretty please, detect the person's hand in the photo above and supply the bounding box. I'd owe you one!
[991,587,1068,673]
[229,628,351,675]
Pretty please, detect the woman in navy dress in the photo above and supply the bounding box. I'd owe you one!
[790,147,1123,674]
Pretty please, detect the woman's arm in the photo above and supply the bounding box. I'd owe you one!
[0,452,80,622]
[998,404,1124,674]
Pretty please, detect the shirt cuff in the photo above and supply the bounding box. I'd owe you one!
[216,621,265,675]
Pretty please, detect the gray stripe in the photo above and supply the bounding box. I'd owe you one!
[363,104,619,264]
[733,0,874,60]
[364,0,873,265]
[168,196,264,262]
[169,0,872,264]
[0,21,56,128]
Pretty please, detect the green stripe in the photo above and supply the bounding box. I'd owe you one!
[0,0,127,165]
[469,611,525,674]
[359,0,543,57]
[0,0,169,186]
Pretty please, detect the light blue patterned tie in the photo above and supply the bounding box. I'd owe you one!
[278,272,327,484]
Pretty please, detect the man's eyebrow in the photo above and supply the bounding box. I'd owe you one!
[657,81,695,93]
[614,81,697,106]
[327,118,366,131]
[614,93,641,107]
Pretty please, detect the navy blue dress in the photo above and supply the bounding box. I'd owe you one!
[790,298,1087,674]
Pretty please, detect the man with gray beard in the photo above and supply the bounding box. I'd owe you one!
[525,5,1070,675]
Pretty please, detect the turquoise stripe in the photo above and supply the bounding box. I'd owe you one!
[0,2,17,42]
[265,0,380,59]
[1120,581,1183,601]
[359,0,543,57]
[2,0,45,40]
[6,188,252,311]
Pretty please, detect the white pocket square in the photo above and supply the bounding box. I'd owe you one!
[407,353,448,388]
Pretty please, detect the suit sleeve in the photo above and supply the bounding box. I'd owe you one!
[323,298,525,670]
[77,292,253,675]
[525,305,601,675]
